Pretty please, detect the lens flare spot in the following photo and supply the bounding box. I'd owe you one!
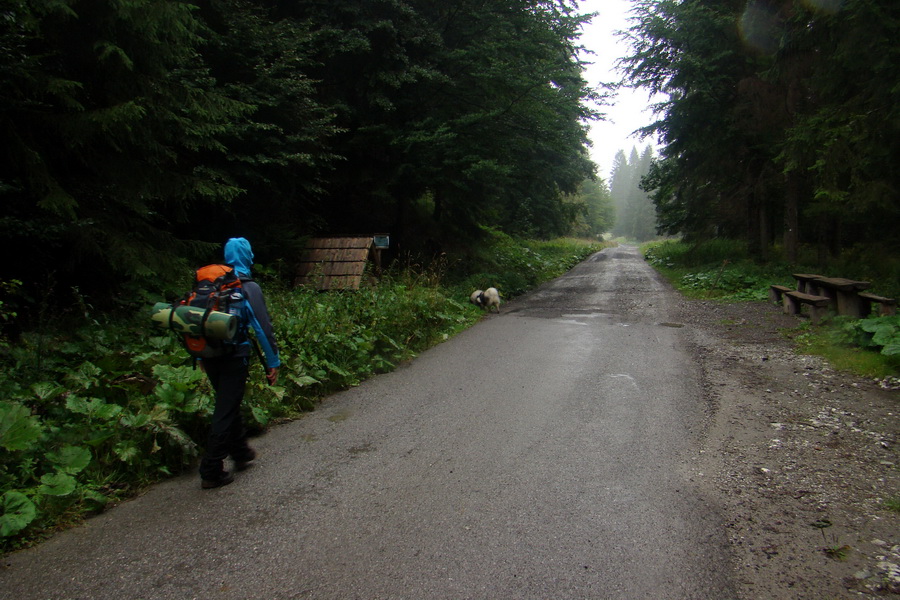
[739,2,780,55]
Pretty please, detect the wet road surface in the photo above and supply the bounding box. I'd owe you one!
[0,245,735,599]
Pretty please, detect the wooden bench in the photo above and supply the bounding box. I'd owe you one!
[769,284,792,304]
[858,292,897,317]
[782,291,830,325]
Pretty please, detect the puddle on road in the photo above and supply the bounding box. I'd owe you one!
[658,322,685,328]
[328,410,352,423]
[561,312,613,320]
[348,443,375,456]
[557,312,614,326]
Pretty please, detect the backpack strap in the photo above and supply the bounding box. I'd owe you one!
[167,302,178,330]
[198,305,214,336]
[249,335,265,365]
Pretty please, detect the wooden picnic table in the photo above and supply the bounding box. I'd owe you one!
[791,273,871,317]
[791,273,825,294]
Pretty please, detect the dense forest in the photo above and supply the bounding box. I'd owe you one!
[621,0,900,264]
[4,0,899,321]
[1,0,602,315]
[608,145,656,242]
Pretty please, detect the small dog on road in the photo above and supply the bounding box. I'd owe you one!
[470,287,501,313]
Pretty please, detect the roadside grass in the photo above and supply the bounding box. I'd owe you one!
[448,227,611,298]
[823,543,852,561]
[789,321,900,380]
[643,238,793,302]
[883,497,900,513]
[0,234,605,552]
[642,239,900,379]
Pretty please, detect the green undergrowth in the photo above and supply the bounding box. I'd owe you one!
[448,227,611,298]
[644,238,794,302]
[643,238,900,300]
[0,234,604,551]
[790,317,900,379]
[642,239,900,378]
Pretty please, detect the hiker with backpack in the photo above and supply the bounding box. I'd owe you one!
[196,237,280,489]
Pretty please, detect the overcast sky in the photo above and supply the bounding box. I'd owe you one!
[577,0,661,180]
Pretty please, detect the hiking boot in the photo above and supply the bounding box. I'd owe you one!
[201,471,235,489]
[232,448,257,471]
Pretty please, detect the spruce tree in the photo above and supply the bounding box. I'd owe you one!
[0,0,249,304]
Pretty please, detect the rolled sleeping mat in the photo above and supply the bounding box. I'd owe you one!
[151,303,237,341]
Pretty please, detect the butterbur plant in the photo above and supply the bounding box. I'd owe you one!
[0,328,214,550]
[0,402,96,541]
[0,401,43,537]
[838,315,900,356]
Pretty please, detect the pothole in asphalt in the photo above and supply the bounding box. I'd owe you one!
[561,312,614,320]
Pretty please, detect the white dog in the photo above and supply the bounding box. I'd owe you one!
[470,287,501,313]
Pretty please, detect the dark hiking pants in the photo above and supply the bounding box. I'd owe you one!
[199,355,252,480]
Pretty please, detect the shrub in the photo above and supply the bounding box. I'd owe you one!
[450,227,607,298]
[644,239,788,302]
[832,315,900,357]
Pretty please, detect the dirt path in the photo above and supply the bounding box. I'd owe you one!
[678,297,900,598]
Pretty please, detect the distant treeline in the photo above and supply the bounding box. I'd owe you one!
[1,0,599,312]
[622,0,900,262]
[609,146,656,243]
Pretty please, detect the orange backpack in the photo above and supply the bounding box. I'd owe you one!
[179,264,247,358]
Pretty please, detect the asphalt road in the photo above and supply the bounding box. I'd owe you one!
[0,245,736,599]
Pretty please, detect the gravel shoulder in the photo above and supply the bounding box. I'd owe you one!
[677,297,900,598]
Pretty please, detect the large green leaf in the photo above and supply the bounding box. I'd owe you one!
[882,343,900,357]
[30,382,65,401]
[0,402,42,451]
[251,406,270,426]
[869,324,899,349]
[858,317,900,354]
[65,396,122,421]
[153,383,185,407]
[114,441,140,464]
[119,413,151,428]
[288,374,319,388]
[0,492,37,537]
[46,446,92,474]
[65,362,102,390]
[38,473,77,496]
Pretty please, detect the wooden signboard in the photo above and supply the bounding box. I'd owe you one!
[294,236,386,290]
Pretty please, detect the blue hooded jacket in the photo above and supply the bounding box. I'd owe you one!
[222,238,281,369]
[224,237,254,278]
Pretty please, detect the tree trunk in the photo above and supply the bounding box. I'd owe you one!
[745,169,762,259]
[816,216,841,265]
[783,170,800,263]
[756,172,770,261]
[433,190,443,223]
[759,197,770,261]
